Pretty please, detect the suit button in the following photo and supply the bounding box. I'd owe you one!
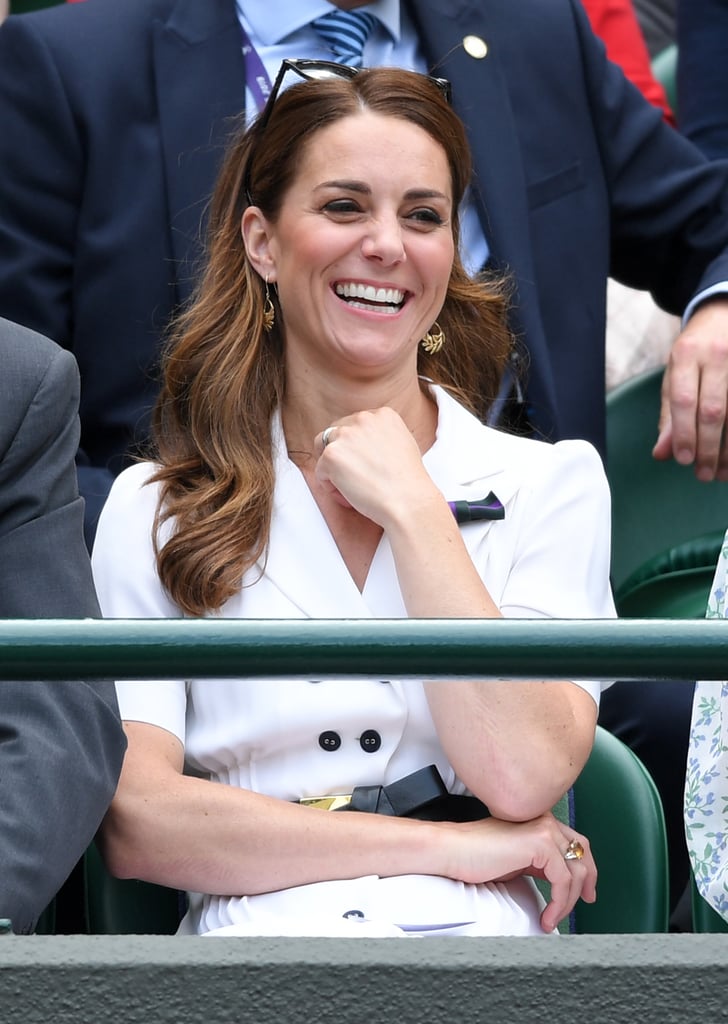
[359,729,381,753]
[342,909,365,919]
[319,730,341,752]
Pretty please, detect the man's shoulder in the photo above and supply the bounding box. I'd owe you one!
[0,0,176,70]
[2,0,233,47]
[0,318,75,388]
[4,0,175,36]
[0,0,239,98]
[0,319,78,446]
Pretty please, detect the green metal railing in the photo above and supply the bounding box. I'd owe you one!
[0,618,725,680]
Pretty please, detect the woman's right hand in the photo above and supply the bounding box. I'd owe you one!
[314,407,440,527]
[437,811,597,933]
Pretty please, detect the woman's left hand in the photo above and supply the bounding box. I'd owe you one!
[439,811,597,934]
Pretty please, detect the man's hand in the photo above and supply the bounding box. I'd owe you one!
[653,297,728,481]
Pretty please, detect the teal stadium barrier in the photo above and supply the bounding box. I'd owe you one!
[1,618,727,1022]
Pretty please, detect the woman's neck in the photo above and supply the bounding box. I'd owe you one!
[281,375,438,466]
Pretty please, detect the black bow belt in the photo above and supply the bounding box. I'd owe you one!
[300,764,490,822]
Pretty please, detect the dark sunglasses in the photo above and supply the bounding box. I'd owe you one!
[243,58,453,204]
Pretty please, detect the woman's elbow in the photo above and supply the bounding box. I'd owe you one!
[485,785,561,823]
[480,745,593,821]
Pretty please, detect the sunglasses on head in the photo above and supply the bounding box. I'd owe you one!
[243,59,452,205]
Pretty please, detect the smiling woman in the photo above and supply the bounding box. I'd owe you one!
[91,66,616,939]
[243,109,454,385]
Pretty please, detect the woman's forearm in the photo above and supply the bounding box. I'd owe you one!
[423,681,596,819]
[101,725,597,934]
[101,723,449,896]
[384,496,597,818]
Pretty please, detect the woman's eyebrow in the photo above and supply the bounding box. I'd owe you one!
[315,179,370,194]
[315,181,449,201]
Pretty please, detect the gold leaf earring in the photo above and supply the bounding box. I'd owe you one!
[421,321,444,354]
[263,275,275,332]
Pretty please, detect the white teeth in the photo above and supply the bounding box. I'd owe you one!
[335,282,405,306]
[346,300,401,315]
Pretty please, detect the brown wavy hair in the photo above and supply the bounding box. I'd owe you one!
[151,67,513,615]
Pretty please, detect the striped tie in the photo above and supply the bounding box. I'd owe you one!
[311,8,377,67]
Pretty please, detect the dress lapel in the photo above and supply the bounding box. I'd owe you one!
[422,387,521,511]
[259,417,377,618]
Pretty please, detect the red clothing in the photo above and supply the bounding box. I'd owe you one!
[582,0,675,123]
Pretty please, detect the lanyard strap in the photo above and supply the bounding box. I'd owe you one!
[240,22,273,112]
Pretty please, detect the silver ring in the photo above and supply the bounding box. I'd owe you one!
[564,839,585,862]
[321,426,336,448]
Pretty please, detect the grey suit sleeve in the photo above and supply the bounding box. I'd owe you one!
[0,321,126,934]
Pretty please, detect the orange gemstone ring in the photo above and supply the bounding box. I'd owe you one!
[564,839,585,862]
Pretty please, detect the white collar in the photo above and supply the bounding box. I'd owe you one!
[421,384,553,512]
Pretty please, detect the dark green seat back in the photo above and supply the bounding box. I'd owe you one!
[606,368,728,602]
[614,529,724,618]
[617,566,714,619]
[573,726,669,933]
[692,872,728,933]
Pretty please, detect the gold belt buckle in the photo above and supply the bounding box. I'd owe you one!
[299,794,353,811]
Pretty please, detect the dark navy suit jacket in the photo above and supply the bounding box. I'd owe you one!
[677,0,728,160]
[1,0,728,523]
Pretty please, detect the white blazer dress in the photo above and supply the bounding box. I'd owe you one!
[92,385,616,937]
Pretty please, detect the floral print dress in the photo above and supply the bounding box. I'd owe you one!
[685,532,728,921]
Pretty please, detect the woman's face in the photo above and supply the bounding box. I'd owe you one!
[248,110,455,382]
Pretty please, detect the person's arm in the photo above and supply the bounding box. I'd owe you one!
[103,720,593,934]
[0,326,126,934]
[662,0,728,479]
[565,0,728,479]
[0,679,124,934]
[652,296,728,479]
[313,408,606,820]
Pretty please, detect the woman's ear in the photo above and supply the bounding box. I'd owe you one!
[242,207,277,282]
